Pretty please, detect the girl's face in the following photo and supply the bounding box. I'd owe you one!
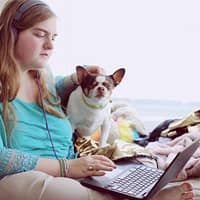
[14,17,57,71]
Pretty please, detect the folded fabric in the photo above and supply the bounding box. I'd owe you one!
[161,108,200,138]
[146,131,200,181]
[74,136,156,168]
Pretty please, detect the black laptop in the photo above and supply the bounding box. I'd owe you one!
[81,139,200,200]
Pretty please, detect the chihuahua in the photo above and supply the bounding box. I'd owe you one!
[67,66,125,147]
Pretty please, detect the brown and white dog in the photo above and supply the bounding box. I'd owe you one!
[67,66,125,147]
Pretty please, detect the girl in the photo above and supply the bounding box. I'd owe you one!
[0,0,194,199]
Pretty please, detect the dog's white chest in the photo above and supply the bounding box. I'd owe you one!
[67,87,111,135]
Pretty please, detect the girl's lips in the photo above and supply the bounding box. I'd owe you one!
[40,53,49,58]
[40,53,48,56]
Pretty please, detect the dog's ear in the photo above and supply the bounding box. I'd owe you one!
[111,68,126,86]
[76,66,88,84]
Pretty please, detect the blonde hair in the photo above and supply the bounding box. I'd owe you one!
[0,0,65,134]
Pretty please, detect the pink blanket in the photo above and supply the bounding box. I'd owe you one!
[146,131,200,181]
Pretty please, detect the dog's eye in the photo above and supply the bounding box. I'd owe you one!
[103,82,111,89]
[92,82,98,87]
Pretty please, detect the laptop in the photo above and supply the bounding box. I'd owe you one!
[81,139,200,200]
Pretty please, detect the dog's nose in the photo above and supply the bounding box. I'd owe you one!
[97,86,105,92]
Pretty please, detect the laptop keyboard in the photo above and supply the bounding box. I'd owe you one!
[105,165,163,196]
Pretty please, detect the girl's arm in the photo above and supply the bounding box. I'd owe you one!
[0,148,39,177]
[0,148,62,177]
[36,155,116,179]
[55,74,78,112]
[35,157,60,177]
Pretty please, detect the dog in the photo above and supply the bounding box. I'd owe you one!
[67,66,125,147]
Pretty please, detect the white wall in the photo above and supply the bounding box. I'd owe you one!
[0,0,7,10]
[2,0,200,102]
[45,0,200,102]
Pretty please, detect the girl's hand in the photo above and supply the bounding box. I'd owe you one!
[67,155,116,179]
[86,65,106,75]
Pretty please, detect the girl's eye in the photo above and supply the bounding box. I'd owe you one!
[34,33,57,42]
[34,32,46,37]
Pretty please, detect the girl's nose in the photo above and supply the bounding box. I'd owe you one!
[44,37,54,50]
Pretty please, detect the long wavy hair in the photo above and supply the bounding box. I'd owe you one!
[0,0,65,134]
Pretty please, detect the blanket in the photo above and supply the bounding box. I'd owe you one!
[146,131,200,181]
